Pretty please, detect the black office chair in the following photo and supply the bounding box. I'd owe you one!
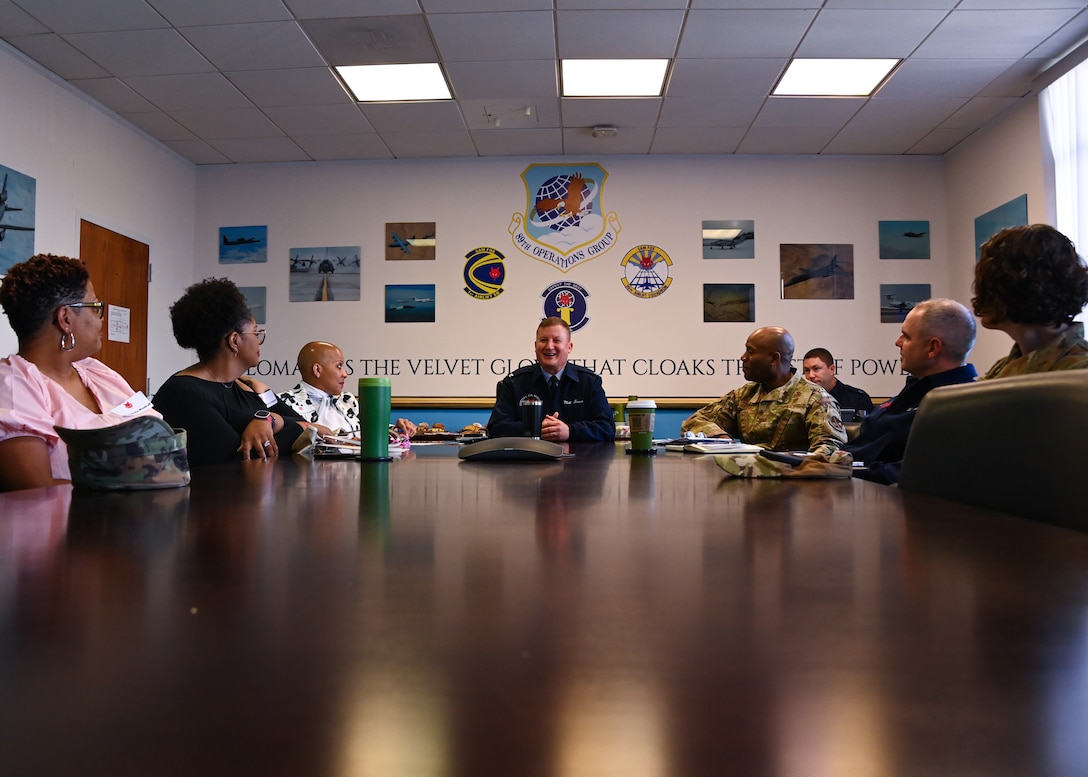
[899,370,1088,531]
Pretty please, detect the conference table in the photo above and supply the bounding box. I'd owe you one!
[1,442,1087,777]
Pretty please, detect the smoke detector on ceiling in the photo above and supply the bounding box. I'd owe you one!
[591,125,618,139]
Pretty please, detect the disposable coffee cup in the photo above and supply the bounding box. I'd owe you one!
[626,399,656,452]
[358,377,392,461]
[519,395,544,438]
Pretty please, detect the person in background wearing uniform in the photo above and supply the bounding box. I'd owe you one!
[487,317,615,442]
[279,341,416,438]
[801,347,874,417]
[972,224,1088,379]
[681,326,846,455]
[845,298,977,485]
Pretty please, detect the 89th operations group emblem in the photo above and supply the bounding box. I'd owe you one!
[621,245,672,298]
[463,246,506,299]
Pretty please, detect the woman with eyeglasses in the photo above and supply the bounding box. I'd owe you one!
[153,277,315,467]
[0,253,162,491]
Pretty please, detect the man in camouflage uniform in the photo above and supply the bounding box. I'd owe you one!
[681,326,846,456]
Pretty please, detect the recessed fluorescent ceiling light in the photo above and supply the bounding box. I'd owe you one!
[773,58,899,97]
[562,59,668,97]
[336,63,451,102]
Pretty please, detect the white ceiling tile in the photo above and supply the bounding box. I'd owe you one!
[459,98,560,130]
[263,103,374,135]
[796,9,948,58]
[11,0,166,33]
[877,58,1018,99]
[470,128,564,156]
[292,133,394,160]
[822,123,931,154]
[181,22,325,71]
[658,96,763,127]
[162,138,232,164]
[753,98,864,128]
[914,8,1084,59]
[446,60,558,100]
[65,29,215,76]
[208,136,311,162]
[126,72,252,111]
[561,98,662,128]
[678,10,818,58]
[285,0,420,18]
[120,111,197,141]
[429,11,555,62]
[650,126,745,154]
[5,33,109,78]
[907,126,976,154]
[301,15,438,66]
[556,10,685,59]
[227,67,352,107]
[667,58,787,99]
[735,126,839,154]
[72,77,158,112]
[382,130,478,157]
[169,107,285,138]
[939,96,1021,129]
[359,101,467,132]
[852,97,969,128]
[0,0,49,35]
[147,0,292,26]
[562,126,655,154]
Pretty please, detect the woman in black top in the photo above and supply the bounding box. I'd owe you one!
[154,278,310,466]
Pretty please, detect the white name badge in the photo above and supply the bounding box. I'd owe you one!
[110,391,153,416]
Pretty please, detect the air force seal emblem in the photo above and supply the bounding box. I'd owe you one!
[463,246,505,300]
[621,245,673,298]
[542,281,590,332]
[509,164,621,273]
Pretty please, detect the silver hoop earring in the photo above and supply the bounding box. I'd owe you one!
[60,331,76,351]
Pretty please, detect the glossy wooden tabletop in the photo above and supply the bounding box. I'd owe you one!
[2,444,1087,777]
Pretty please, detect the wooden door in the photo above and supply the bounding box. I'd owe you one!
[79,220,149,394]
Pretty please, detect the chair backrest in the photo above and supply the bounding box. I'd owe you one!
[899,370,1088,531]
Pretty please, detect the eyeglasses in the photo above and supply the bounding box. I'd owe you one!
[67,301,106,319]
[238,329,267,345]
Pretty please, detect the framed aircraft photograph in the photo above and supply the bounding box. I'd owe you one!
[780,243,854,300]
[879,283,929,324]
[219,225,268,264]
[238,286,267,325]
[974,194,1027,260]
[386,221,436,261]
[0,163,36,276]
[288,246,361,303]
[878,220,930,259]
[703,283,755,322]
[702,219,755,259]
[386,284,436,323]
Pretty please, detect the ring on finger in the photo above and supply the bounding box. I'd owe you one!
[263,440,271,448]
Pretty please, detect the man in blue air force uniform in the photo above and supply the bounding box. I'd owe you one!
[487,317,615,442]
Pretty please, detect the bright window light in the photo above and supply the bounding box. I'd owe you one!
[562,59,669,97]
[773,59,900,97]
[336,63,452,102]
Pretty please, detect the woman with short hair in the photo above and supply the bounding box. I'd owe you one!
[0,254,160,491]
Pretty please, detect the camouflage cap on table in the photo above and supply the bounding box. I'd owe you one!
[55,416,190,490]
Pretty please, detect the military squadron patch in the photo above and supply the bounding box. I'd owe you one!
[621,245,673,298]
[541,281,590,331]
[463,246,506,300]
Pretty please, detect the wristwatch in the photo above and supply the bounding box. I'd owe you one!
[254,410,273,424]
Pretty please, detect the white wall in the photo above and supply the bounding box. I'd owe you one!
[3,31,1050,401]
[0,43,196,392]
[196,154,949,399]
[944,97,1048,375]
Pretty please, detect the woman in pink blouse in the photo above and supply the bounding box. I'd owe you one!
[0,254,160,491]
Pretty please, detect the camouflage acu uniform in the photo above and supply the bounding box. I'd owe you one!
[981,322,1088,379]
[681,372,846,455]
